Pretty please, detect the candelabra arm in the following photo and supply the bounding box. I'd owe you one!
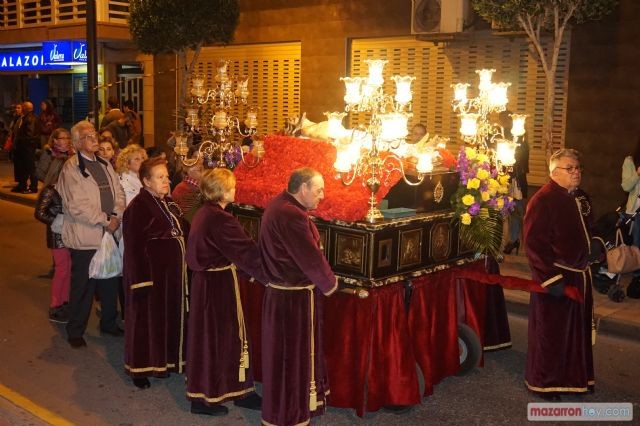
[338,161,360,186]
[383,154,425,186]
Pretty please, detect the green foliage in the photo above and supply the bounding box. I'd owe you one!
[128,0,240,55]
[458,209,504,259]
[471,0,618,31]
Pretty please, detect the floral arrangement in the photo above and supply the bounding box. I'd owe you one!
[452,146,515,257]
[233,135,402,222]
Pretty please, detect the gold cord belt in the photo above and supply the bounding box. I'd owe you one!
[207,264,249,382]
[552,262,596,346]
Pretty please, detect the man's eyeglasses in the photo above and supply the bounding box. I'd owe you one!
[80,132,98,141]
[556,165,584,173]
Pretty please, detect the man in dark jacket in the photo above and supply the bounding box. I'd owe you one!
[12,101,39,193]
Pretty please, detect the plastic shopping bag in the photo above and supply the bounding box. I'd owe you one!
[89,232,123,279]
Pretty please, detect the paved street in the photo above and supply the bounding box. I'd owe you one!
[0,198,639,425]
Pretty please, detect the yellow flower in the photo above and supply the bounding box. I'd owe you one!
[481,191,490,201]
[462,194,475,206]
[461,213,472,225]
[498,174,510,186]
[467,178,480,190]
[498,185,509,194]
[488,179,499,196]
[476,169,490,180]
[477,154,490,164]
[497,197,505,209]
[464,147,477,160]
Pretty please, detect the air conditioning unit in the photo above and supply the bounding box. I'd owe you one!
[411,0,469,34]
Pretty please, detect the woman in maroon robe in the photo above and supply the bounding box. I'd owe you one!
[123,156,189,389]
[185,168,267,416]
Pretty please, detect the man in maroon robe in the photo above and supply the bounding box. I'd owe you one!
[259,167,338,426]
[523,149,598,401]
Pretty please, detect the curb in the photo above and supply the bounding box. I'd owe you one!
[505,298,640,342]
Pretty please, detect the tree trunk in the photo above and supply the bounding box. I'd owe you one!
[543,73,556,159]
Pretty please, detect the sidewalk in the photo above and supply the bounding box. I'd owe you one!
[500,243,640,341]
[1,157,638,341]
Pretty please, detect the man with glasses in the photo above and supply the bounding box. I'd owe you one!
[57,120,125,348]
[523,148,599,401]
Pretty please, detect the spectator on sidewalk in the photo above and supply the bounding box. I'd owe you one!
[57,120,125,348]
[38,100,61,149]
[34,128,74,323]
[12,101,39,194]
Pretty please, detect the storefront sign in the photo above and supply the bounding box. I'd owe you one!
[43,40,87,65]
[0,51,70,71]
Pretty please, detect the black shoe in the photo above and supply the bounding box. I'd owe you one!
[10,186,26,193]
[503,240,520,255]
[100,326,124,337]
[133,377,151,389]
[68,337,87,348]
[233,392,262,410]
[537,392,562,401]
[383,405,413,415]
[190,400,228,416]
[49,305,69,323]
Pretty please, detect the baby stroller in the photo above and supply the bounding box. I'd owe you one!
[591,207,640,302]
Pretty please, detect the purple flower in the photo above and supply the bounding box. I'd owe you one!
[469,202,480,216]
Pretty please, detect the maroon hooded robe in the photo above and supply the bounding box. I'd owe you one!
[123,189,189,378]
[185,202,267,406]
[523,179,595,394]
[259,191,338,426]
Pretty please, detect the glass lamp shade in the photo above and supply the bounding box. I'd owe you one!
[379,112,409,142]
[496,140,518,166]
[392,75,415,105]
[341,77,363,105]
[235,76,250,100]
[324,111,347,140]
[185,108,199,126]
[365,59,387,87]
[510,114,527,137]
[334,149,353,173]
[213,110,229,130]
[477,68,495,92]
[215,60,230,83]
[191,74,206,97]
[452,83,470,102]
[416,151,434,174]
[489,82,510,108]
[460,113,479,137]
[244,108,259,129]
[173,132,189,157]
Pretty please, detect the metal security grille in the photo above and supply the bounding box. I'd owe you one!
[350,34,571,185]
[191,42,302,137]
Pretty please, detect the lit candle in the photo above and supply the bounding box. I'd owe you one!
[334,149,352,173]
[392,75,415,106]
[365,59,387,87]
[324,111,347,140]
[341,77,363,105]
[510,114,527,137]
[213,110,228,129]
[416,151,434,173]
[477,68,495,92]
[244,108,258,129]
[452,83,469,102]
[380,112,410,142]
[489,82,510,108]
[460,113,479,137]
[496,140,518,166]
[235,76,250,100]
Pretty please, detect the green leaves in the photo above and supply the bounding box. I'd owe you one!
[128,0,240,55]
[458,208,504,259]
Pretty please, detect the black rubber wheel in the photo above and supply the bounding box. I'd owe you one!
[457,323,481,376]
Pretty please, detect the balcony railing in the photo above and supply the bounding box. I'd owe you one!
[0,0,129,29]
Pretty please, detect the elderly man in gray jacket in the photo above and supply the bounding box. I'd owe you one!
[57,120,125,348]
